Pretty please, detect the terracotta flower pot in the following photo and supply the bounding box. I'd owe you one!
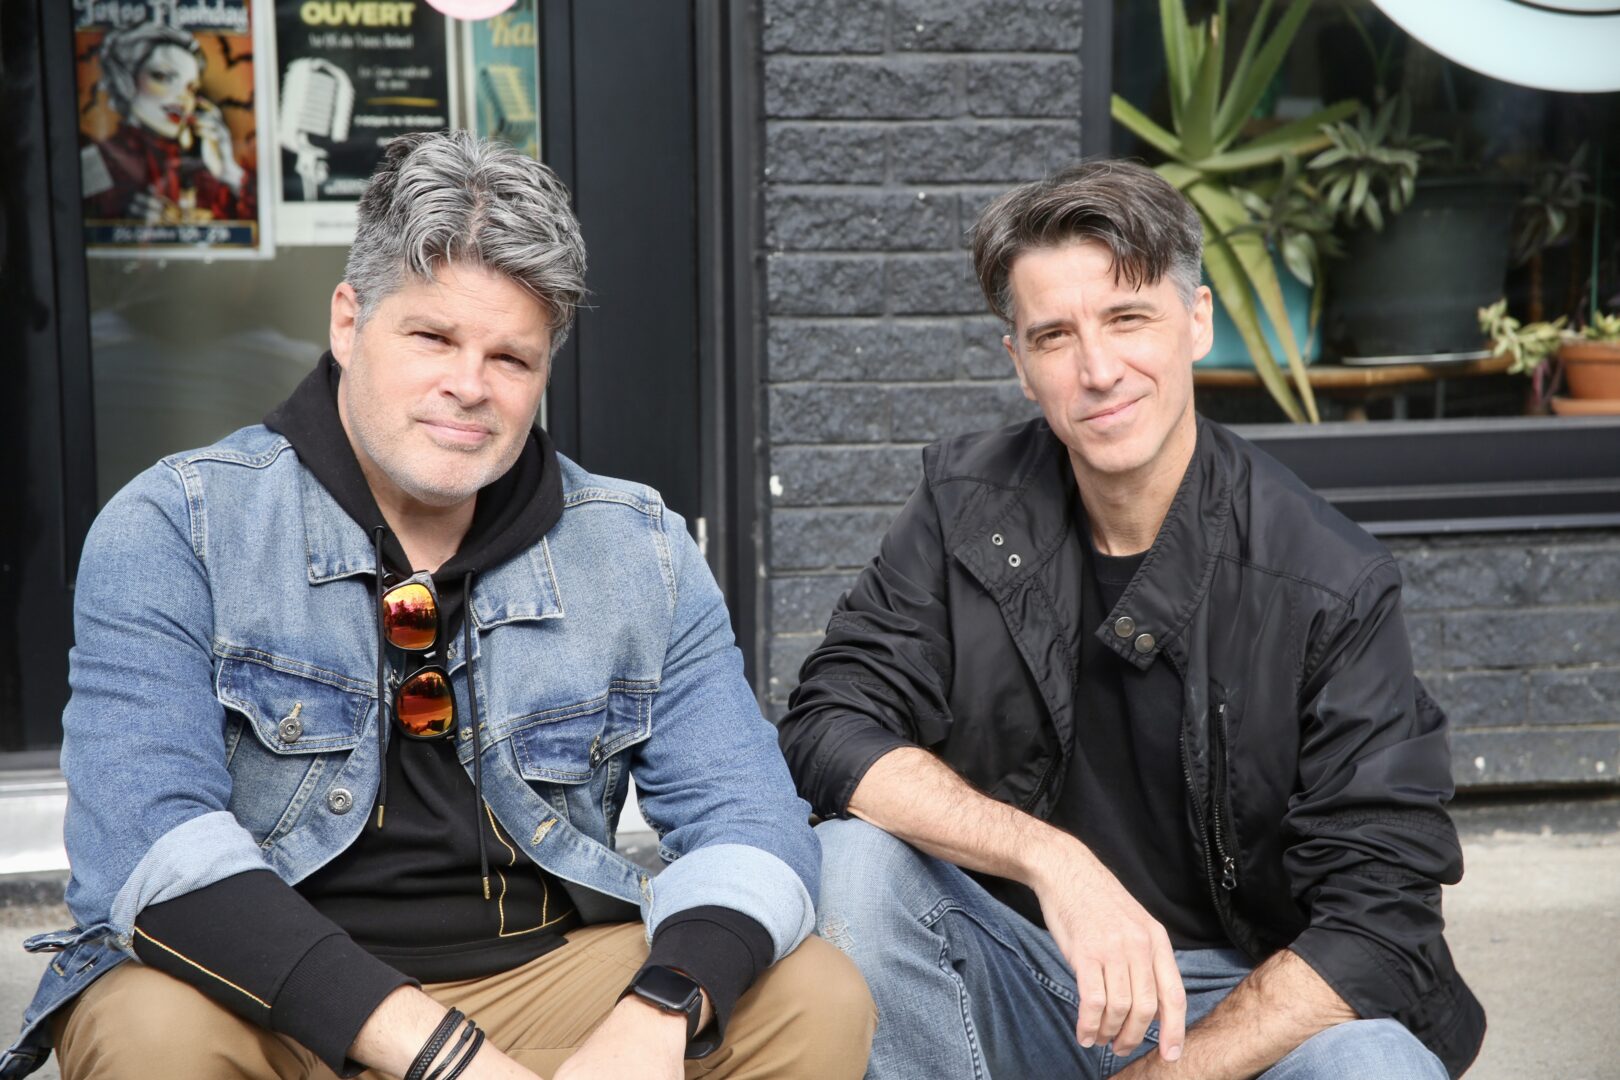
[1559,340,1620,400]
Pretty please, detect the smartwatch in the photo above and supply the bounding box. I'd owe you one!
[625,965,708,1055]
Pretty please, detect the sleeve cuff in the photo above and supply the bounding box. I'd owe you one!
[636,906,774,1053]
[271,932,416,1075]
[1288,925,1410,1023]
[816,727,914,818]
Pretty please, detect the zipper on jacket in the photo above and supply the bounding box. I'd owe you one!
[1210,700,1238,892]
[1179,726,1228,922]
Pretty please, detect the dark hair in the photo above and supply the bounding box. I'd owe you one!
[970,159,1203,326]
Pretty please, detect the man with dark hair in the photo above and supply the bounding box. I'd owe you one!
[778,160,1484,1080]
[2,130,873,1080]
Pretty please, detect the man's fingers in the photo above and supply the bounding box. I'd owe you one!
[1097,958,1133,1046]
[1111,956,1157,1057]
[1075,960,1107,1048]
[1151,935,1187,1062]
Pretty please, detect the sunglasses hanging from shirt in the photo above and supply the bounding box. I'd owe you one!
[380,572,457,739]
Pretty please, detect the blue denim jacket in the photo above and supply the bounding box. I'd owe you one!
[0,426,817,1077]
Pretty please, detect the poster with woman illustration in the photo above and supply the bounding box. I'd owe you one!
[75,0,275,257]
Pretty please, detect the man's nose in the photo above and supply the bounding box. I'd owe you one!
[1074,332,1126,391]
[442,351,490,405]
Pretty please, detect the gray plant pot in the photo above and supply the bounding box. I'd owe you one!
[1324,176,1519,360]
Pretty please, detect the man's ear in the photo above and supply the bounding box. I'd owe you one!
[1189,285,1215,365]
[330,283,360,368]
[1004,333,1036,403]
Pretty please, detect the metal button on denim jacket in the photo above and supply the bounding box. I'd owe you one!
[0,425,817,1078]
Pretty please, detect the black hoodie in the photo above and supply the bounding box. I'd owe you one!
[133,357,772,1072]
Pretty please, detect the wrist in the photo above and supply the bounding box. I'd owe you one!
[612,995,691,1049]
[1021,827,1092,892]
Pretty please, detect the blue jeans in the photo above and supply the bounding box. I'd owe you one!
[816,819,1450,1080]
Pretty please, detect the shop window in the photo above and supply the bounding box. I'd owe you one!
[1109,0,1619,429]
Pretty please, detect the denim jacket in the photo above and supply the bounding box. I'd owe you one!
[1,426,817,1077]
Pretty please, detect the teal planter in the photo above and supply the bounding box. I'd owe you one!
[1202,255,1321,369]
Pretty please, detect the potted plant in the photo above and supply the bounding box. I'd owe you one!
[1311,9,1521,361]
[1559,312,1620,402]
[1112,0,1359,423]
[1479,301,1620,411]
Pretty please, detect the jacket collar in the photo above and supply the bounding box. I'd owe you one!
[298,464,565,626]
[950,417,1231,672]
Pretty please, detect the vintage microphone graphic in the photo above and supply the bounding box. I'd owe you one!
[279,57,354,201]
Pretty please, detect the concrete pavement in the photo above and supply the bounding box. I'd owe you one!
[0,796,1615,1080]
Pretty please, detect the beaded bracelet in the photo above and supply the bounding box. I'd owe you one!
[405,1009,465,1080]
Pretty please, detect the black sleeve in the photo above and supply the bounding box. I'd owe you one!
[633,906,774,1052]
[133,869,414,1075]
[1282,560,1473,1048]
[776,472,957,817]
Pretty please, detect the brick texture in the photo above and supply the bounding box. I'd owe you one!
[1394,532,1620,790]
[759,1,1071,706]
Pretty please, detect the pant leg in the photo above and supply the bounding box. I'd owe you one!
[408,922,874,1080]
[51,960,323,1080]
[815,817,1106,1080]
[1260,1019,1448,1080]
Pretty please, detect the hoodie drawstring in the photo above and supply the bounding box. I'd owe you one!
[464,571,491,901]
[373,526,389,829]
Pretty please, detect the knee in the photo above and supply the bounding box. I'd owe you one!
[54,962,293,1077]
[752,936,877,1074]
[1275,1019,1447,1080]
[815,818,925,917]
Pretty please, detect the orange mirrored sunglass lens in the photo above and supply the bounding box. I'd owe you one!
[382,582,437,652]
[396,669,454,737]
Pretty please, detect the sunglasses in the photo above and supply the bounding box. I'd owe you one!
[380,573,456,739]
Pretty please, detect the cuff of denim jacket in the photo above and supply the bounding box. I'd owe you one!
[272,932,416,1076]
[638,906,774,1053]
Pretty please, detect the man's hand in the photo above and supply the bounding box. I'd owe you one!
[553,996,688,1080]
[1028,834,1185,1063]
[848,749,1186,1064]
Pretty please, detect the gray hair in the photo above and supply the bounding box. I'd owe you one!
[99,24,203,116]
[970,159,1204,327]
[345,130,587,355]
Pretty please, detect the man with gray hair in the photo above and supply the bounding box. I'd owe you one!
[778,160,1484,1079]
[2,130,873,1080]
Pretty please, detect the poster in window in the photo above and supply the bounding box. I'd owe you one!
[468,0,539,159]
[74,0,274,258]
[274,1,455,246]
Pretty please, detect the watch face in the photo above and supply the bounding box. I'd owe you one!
[633,966,702,1013]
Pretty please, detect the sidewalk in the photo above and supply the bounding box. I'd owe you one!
[1,796,1616,1080]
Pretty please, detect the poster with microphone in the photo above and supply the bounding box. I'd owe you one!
[73,0,275,258]
[274,0,454,245]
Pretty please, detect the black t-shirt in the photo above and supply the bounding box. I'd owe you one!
[1047,514,1228,951]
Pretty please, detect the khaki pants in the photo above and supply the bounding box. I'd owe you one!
[50,924,875,1079]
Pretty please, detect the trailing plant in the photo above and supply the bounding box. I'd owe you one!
[1479,299,1566,404]
[1112,0,1360,423]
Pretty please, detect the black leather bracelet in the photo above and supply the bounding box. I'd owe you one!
[405,1009,464,1080]
[427,1022,485,1080]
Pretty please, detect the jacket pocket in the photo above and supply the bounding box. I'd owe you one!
[215,651,372,755]
[507,682,653,784]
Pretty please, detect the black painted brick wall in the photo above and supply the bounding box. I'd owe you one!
[1392,532,1620,789]
[754,0,1619,789]
[760,0,1072,708]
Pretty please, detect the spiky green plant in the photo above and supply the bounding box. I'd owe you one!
[1310,94,1446,232]
[1112,0,1358,422]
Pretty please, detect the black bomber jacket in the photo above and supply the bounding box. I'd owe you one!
[778,416,1485,1078]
